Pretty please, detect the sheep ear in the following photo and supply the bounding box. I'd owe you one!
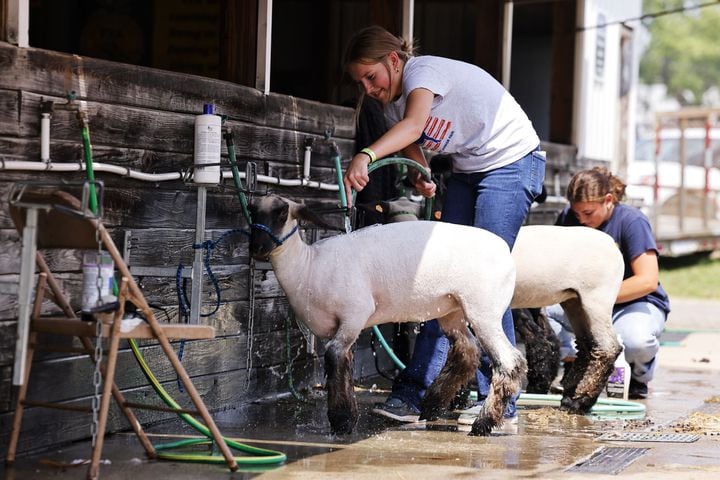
[290,203,343,231]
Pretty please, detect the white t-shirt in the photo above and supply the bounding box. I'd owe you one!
[385,56,539,173]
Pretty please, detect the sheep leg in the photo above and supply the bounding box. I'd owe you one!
[560,299,620,413]
[514,308,560,394]
[419,312,479,421]
[466,313,526,436]
[324,334,360,434]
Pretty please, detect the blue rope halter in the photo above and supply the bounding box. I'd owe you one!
[251,222,299,247]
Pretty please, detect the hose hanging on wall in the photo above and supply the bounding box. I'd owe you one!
[340,156,433,371]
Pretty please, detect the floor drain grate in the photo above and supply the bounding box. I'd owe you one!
[597,432,700,443]
[566,446,649,474]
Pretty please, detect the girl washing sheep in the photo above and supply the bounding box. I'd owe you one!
[342,25,545,424]
[547,167,670,399]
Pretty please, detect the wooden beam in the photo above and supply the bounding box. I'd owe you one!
[5,0,28,47]
[402,0,414,41]
[501,0,513,89]
[256,0,272,94]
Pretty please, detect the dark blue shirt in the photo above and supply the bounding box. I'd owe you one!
[556,203,671,314]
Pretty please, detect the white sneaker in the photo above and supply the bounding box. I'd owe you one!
[457,412,518,426]
[455,403,483,416]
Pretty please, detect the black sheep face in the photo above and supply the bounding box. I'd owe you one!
[249,195,290,261]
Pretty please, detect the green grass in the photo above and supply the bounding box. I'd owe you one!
[659,253,720,300]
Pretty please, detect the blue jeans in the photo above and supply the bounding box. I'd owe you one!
[390,148,546,413]
[546,301,667,383]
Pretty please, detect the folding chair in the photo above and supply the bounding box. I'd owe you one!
[4,185,238,479]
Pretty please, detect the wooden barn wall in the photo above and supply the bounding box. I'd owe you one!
[0,41,395,454]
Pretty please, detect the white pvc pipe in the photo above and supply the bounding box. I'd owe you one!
[303,145,312,180]
[40,113,51,162]
[0,160,340,191]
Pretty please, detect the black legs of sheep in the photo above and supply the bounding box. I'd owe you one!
[557,299,622,413]
[419,324,480,423]
[324,317,525,436]
[324,343,359,434]
[513,308,561,394]
[421,313,526,436]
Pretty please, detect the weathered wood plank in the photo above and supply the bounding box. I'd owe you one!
[124,228,249,267]
[17,91,354,166]
[0,295,297,356]
[0,89,20,137]
[21,330,306,400]
[0,321,15,366]
[0,135,347,180]
[0,364,314,454]
[0,366,10,411]
[0,42,355,138]
[0,168,345,231]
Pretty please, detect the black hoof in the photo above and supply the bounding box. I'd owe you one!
[328,409,357,434]
[419,401,443,421]
[469,417,494,436]
[560,395,593,414]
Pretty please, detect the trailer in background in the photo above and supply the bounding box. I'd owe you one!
[627,108,720,256]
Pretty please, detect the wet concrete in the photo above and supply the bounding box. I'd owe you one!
[2,298,719,479]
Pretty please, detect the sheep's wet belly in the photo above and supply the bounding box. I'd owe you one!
[292,310,340,339]
[367,295,459,326]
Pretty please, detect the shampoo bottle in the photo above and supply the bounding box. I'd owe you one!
[606,335,631,400]
[193,103,222,184]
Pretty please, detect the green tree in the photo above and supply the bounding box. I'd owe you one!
[639,0,720,105]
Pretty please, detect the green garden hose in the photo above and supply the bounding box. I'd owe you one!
[338,156,434,358]
[224,128,252,225]
[128,339,286,464]
[80,124,98,214]
[514,392,646,413]
[79,115,285,466]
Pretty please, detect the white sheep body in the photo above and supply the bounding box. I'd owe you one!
[379,198,625,413]
[510,224,624,410]
[511,225,623,309]
[274,220,515,338]
[249,195,525,436]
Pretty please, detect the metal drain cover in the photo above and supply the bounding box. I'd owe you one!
[567,446,649,474]
[597,432,701,443]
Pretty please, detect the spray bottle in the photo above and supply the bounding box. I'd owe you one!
[606,334,631,400]
[193,103,222,184]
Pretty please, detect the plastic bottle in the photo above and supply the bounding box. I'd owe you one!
[606,335,631,400]
[193,103,222,184]
[82,251,115,312]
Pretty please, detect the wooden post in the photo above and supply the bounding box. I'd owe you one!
[256,0,272,95]
[13,206,38,385]
[190,186,207,324]
[5,0,28,46]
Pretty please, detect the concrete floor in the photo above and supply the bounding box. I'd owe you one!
[3,298,719,479]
